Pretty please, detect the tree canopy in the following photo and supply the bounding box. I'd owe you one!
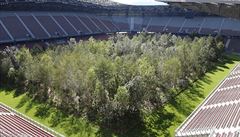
[0,33,225,135]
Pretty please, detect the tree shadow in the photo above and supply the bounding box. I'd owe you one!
[96,109,175,137]
[208,54,240,74]
[168,71,212,117]
[96,112,147,137]
[0,85,15,94]
[167,53,240,129]
[198,75,212,85]
[15,95,29,109]
[0,53,239,137]
[0,84,26,98]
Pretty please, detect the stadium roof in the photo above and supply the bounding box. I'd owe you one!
[77,0,122,6]
[158,0,240,18]
[0,0,123,6]
[112,0,166,5]
[159,0,240,4]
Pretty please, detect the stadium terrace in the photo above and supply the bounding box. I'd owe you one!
[175,65,240,137]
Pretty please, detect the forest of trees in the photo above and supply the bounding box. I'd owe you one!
[0,33,225,135]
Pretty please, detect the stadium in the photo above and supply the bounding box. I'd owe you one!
[0,0,240,137]
[1,0,240,52]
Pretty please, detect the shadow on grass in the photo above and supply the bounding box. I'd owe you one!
[96,112,147,137]
[0,84,26,98]
[94,54,240,137]
[166,53,240,131]
[96,109,175,137]
[0,53,239,137]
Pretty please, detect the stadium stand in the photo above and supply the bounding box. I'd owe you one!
[181,17,203,34]
[52,15,78,36]
[132,17,143,32]
[19,15,50,39]
[2,11,240,45]
[221,18,240,37]
[0,0,240,55]
[165,17,185,33]
[2,1,240,136]
[147,17,170,32]
[199,17,223,35]
[0,15,32,41]
[79,15,101,33]
[226,39,240,53]
[64,15,91,34]
[175,64,240,137]
[111,16,130,31]
[35,14,66,37]
[79,0,121,6]
[0,103,59,137]
[98,17,119,32]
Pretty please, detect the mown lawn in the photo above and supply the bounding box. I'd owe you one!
[0,92,67,136]
[164,54,240,137]
[0,54,239,137]
[0,90,98,137]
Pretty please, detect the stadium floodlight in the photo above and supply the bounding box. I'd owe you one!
[157,0,240,19]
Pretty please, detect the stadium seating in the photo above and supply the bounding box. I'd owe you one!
[0,104,55,137]
[78,15,101,33]
[111,16,130,31]
[0,15,31,41]
[98,17,118,32]
[175,65,240,137]
[132,17,143,31]
[2,11,240,45]
[230,38,240,52]
[221,18,240,36]
[0,22,12,42]
[89,16,109,32]
[0,104,10,113]
[52,15,79,36]
[35,15,66,37]
[141,17,151,29]
[19,15,50,39]
[64,15,91,34]
[181,17,203,34]
[199,17,223,35]
[147,17,170,32]
[214,131,240,137]
[205,87,240,105]
[165,17,185,33]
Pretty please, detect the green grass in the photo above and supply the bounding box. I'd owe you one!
[0,54,239,137]
[0,90,98,137]
[0,92,66,136]
[164,54,240,136]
